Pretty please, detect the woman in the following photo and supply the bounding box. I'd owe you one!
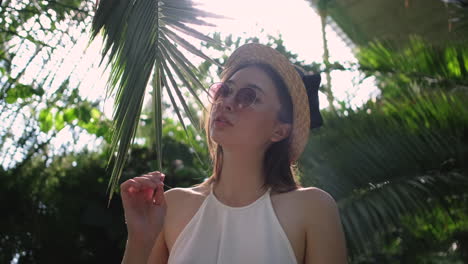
[120,43,348,264]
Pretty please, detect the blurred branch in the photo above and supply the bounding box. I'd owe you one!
[10,130,57,175]
[42,0,90,14]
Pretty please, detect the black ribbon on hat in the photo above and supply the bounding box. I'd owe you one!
[295,67,323,129]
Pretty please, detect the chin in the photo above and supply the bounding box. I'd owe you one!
[210,125,235,147]
[210,128,224,145]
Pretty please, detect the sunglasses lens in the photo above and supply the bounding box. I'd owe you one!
[208,83,256,109]
[208,83,224,103]
[236,88,256,109]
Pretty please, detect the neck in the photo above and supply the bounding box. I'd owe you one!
[213,147,268,206]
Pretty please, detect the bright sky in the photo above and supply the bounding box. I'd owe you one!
[198,0,348,62]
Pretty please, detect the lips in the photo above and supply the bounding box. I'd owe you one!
[214,114,233,126]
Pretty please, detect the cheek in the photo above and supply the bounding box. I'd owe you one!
[238,112,277,138]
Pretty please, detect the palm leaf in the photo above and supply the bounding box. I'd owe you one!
[159,37,205,107]
[357,37,468,86]
[90,0,224,202]
[153,63,163,174]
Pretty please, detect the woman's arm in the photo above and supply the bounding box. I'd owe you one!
[122,233,161,264]
[120,171,167,264]
[304,188,348,264]
[147,187,185,264]
[147,225,169,264]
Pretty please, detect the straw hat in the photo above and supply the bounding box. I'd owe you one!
[221,43,321,163]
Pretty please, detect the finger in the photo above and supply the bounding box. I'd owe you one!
[147,171,166,181]
[140,174,165,185]
[147,171,163,176]
[148,171,165,177]
[121,179,142,193]
[154,182,165,205]
[143,188,155,201]
[152,183,160,204]
[132,176,158,190]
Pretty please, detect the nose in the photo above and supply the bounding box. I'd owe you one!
[223,100,234,112]
[217,93,235,112]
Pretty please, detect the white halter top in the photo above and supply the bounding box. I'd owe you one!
[167,185,298,264]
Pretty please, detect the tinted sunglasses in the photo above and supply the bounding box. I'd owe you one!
[208,82,258,110]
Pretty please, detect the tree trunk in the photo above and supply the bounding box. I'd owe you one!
[319,8,336,113]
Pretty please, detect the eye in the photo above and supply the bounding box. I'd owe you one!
[224,83,235,96]
[253,93,262,103]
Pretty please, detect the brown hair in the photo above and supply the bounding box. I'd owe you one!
[199,63,302,193]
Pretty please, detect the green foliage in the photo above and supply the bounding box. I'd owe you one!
[36,102,113,139]
[0,115,207,263]
[357,37,468,100]
[38,108,54,132]
[0,0,92,47]
[350,199,468,263]
[0,152,126,264]
[0,0,107,170]
[300,90,468,261]
[4,83,44,103]
[2,1,467,262]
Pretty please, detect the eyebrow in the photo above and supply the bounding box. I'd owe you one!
[226,80,266,95]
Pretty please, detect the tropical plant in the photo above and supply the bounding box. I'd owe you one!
[0,0,111,172]
[357,36,468,100]
[300,89,468,261]
[329,37,468,261]
[90,0,224,201]
[0,116,206,263]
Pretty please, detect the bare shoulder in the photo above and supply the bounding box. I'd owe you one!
[163,184,210,216]
[164,184,209,204]
[274,187,337,210]
[296,187,338,210]
[272,186,340,234]
[295,188,348,263]
[295,187,340,226]
[271,186,340,229]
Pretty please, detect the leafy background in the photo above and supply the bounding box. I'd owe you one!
[1,0,467,263]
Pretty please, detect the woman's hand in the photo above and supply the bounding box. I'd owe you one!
[120,171,166,244]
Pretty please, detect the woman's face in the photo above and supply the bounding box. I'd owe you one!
[209,65,291,152]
